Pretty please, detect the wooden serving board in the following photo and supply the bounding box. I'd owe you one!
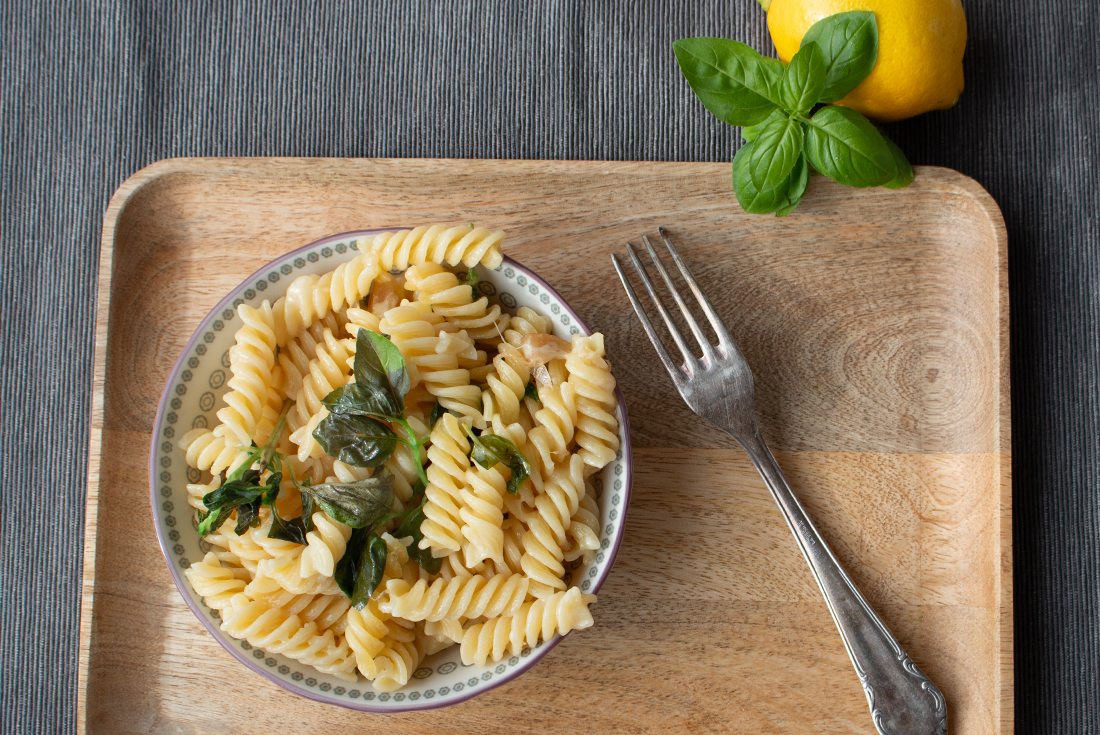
[80,159,1011,735]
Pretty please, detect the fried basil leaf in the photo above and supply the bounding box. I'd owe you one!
[267,507,310,545]
[465,429,533,494]
[393,493,442,574]
[353,330,410,413]
[312,411,398,468]
[334,527,369,599]
[304,470,395,529]
[321,382,399,421]
[524,382,539,401]
[197,469,280,536]
[347,532,389,608]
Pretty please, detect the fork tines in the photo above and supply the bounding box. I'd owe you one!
[611,228,733,381]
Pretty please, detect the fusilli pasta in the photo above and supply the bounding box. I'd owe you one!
[179,225,619,691]
[459,588,597,666]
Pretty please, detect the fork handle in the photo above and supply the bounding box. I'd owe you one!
[739,430,948,735]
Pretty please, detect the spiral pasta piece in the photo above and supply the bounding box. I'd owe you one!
[481,342,530,428]
[378,302,446,389]
[527,380,578,474]
[460,464,507,567]
[220,594,358,681]
[287,329,355,461]
[270,253,381,346]
[371,635,425,692]
[217,511,304,575]
[420,330,485,426]
[345,601,391,678]
[278,314,341,400]
[345,306,382,338]
[459,588,597,666]
[565,481,601,565]
[244,574,351,632]
[418,413,471,556]
[501,517,527,575]
[185,552,248,610]
[504,306,554,347]
[179,428,247,477]
[516,454,586,592]
[565,333,619,473]
[367,224,504,271]
[298,511,353,578]
[404,263,480,318]
[211,302,279,448]
[380,571,530,623]
[423,618,464,646]
[251,364,288,448]
[257,553,343,596]
[185,474,220,512]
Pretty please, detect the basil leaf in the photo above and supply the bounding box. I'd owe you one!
[805,106,895,188]
[312,411,398,468]
[322,382,398,421]
[748,112,804,190]
[429,400,445,429]
[463,269,481,300]
[303,471,395,529]
[353,330,410,413]
[775,154,811,217]
[882,134,914,189]
[349,533,389,608]
[235,496,263,534]
[733,140,794,214]
[800,10,879,103]
[673,38,784,127]
[260,471,282,506]
[392,494,443,575]
[741,108,782,143]
[334,527,369,598]
[781,42,826,114]
[523,382,539,401]
[268,508,309,545]
[197,468,277,536]
[196,506,234,537]
[466,429,533,494]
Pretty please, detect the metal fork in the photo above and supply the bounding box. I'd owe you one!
[613,229,948,735]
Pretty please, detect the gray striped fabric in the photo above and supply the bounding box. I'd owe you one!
[1,1,1097,732]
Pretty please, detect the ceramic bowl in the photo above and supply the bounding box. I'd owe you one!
[149,229,632,712]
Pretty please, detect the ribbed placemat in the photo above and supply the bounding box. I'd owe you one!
[1,2,1096,732]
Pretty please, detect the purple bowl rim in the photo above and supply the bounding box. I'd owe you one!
[149,229,633,713]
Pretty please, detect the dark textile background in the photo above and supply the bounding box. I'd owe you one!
[2,1,1096,732]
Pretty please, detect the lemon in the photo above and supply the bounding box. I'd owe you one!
[764,0,967,122]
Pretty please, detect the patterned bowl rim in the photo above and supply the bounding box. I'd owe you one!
[148,228,634,713]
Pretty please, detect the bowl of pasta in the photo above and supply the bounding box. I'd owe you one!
[150,225,631,711]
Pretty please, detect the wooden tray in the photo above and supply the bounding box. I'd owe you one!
[80,159,1011,734]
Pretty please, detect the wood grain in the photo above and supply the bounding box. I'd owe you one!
[78,159,1011,735]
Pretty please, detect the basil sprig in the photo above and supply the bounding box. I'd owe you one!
[314,329,429,487]
[465,426,533,495]
[197,468,281,536]
[674,11,912,216]
[195,399,294,536]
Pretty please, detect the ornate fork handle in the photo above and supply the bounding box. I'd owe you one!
[739,428,948,735]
